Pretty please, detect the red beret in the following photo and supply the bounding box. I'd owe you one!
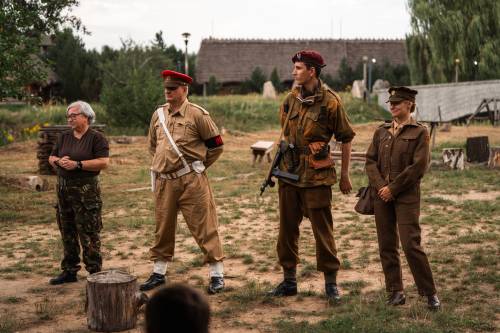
[161,70,193,87]
[292,50,326,68]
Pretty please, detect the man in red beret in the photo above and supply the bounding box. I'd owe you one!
[140,70,225,294]
[268,50,356,302]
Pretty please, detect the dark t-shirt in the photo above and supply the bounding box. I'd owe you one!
[51,129,109,179]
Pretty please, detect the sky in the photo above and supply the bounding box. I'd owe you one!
[72,0,411,53]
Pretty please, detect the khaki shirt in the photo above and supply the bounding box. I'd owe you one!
[148,99,223,174]
[279,81,355,187]
[365,117,430,202]
[389,117,411,136]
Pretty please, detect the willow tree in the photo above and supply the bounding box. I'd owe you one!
[406,0,500,84]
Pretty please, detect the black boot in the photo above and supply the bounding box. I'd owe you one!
[49,271,77,285]
[207,276,225,294]
[325,283,341,303]
[139,273,166,291]
[387,291,406,306]
[268,279,298,297]
[427,295,441,311]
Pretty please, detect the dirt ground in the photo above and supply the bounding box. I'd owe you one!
[0,123,498,333]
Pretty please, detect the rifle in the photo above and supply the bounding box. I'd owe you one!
[259,105,299,196]
[259,140,299,195]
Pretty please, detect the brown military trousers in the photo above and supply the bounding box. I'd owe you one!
[374,196,436,296]
[277,183,340,273]
[150,172,224,264]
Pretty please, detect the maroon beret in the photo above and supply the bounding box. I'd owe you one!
[161,70,193,87]
[292,50,326,68]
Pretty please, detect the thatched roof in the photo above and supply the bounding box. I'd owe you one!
[196,38,407,84]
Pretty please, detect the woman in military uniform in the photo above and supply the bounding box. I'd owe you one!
[365,86,440,310]
[48,101,109,285]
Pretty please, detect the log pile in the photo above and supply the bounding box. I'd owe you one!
[37,125,105,175]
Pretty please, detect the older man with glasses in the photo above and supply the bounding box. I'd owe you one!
[140,70,225,294]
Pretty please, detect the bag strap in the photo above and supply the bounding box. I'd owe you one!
[156,107,189,169]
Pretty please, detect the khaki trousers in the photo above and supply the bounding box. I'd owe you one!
[277,183,340,273]
[374,197,436,295]
[150,172,224,264]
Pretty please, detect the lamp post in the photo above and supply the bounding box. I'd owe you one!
[473,60,478,81]
[362,56,368,101]
[454,58,460,83]
[368,58,376,96]
[182,32,191,75]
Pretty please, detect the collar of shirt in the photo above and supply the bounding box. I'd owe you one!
[295,80,324,105]
[168,98,189,117]
[391,116,417,135]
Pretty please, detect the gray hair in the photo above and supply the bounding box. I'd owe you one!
[67,101,96,124]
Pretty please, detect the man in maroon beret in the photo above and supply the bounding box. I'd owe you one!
[268,50,356,302]
[140,70,225,294]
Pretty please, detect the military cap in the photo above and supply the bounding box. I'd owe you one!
[161,70,193,87]
[386,86,418,103]
[292,50,326,68]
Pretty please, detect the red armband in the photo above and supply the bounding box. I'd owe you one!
[204,135,223,149]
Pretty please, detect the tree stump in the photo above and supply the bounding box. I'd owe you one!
[86,270,146,332]
[442,148,464,170]
[466,136,490,163]
[488,147,500,169]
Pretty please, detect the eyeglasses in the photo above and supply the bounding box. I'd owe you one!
[67,113,82,119]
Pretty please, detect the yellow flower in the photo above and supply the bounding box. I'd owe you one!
[7,134,14,142]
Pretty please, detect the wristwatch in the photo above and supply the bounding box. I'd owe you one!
[76,161,83,170]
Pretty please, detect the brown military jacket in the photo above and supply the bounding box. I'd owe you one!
[148,98,223,174]
[279,81,355,187]
[365,117,430,203]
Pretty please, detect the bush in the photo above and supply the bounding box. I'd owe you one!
[100,41,169,132]
[241,67,267,93]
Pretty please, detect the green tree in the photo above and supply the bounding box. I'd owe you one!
[407,0,500,84]
[270,68,283,93]
[47,28,101,102]
[100,40,171,130]
[243,67,267,93]
[207,76,220,95]
[0,0,81,98]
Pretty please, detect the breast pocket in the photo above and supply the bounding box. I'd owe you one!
[304,110,327,140]
[172,119,188,143]
[378,134,392,155]
[397,133,419,162]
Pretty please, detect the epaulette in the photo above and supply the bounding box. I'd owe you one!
[324,87,342,104]
[189,102,209,115]
[155,103,167,110]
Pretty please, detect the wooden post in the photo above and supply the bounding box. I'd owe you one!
[86,270,146,332]
[430,122,438,150]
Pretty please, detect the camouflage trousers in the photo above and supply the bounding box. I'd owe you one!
[56,176,103,273]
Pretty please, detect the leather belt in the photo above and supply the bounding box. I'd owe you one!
[158,164,193,180]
